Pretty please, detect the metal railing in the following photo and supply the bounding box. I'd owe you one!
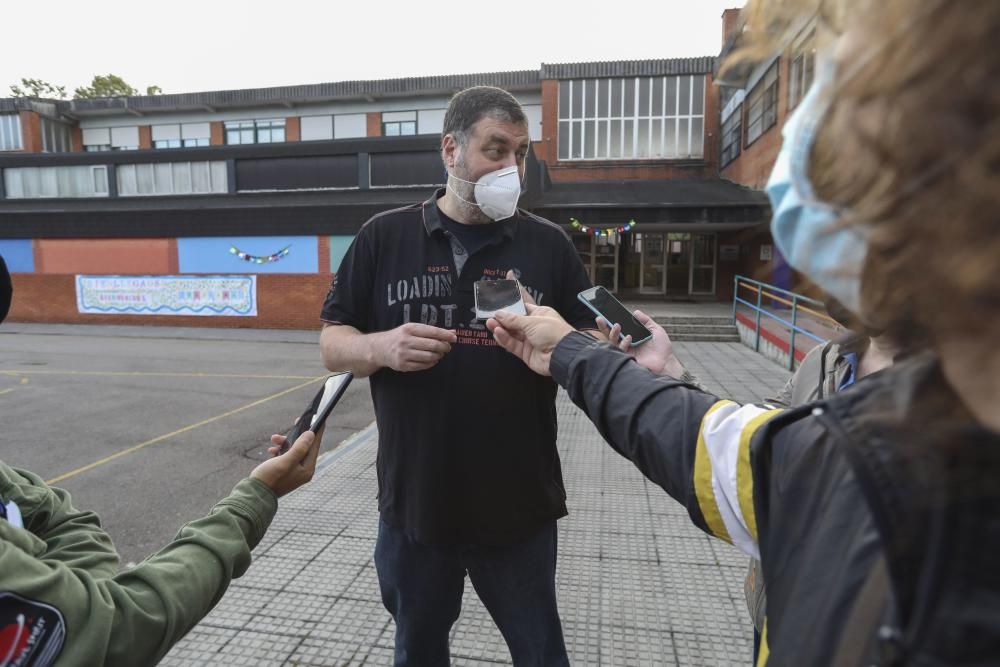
[732,275,839,370]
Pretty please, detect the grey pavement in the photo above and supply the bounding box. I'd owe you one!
[161,340,790,667]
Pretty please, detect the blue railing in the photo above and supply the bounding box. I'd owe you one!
[732,275,836,370]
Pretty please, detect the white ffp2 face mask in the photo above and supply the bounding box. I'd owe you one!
[448,165,522,221]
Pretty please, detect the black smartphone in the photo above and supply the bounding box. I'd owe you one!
[280,372,353,453]
[577,286,653,346]
[474,279,526,320]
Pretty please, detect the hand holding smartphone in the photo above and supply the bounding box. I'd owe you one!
[474,279,526,320]
[577,286,653,346]
[279,372,353,454]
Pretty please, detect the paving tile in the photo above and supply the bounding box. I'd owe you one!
[212,629,302,666]
[175,338,789,665]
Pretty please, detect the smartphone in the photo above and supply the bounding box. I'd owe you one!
[280,372,353,453]
[577,286,653,346]
[474,279,526,320]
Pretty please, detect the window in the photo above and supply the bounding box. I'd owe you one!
[41,118,72,153]
[417,109,446,136]
[746,62,779,146]
[152,123,211,149]
[117,161,228,196]
[301,115,334,141]
[225,119,285,145]
[720,106,743,167]
[82,127,138,152]
[557,75,706,161]
[382,111,417,137]
[3,166,109,198]
[300,114,370,141]
[334,114,367,139]
[789,37,816,110]
[1,114,23,151]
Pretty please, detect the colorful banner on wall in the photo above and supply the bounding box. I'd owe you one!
[76,275,257,316]
[570,218,638,237]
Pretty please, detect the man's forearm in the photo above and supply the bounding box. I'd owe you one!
[320,324,385,378]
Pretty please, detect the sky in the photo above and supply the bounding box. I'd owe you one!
[2,0,746,97]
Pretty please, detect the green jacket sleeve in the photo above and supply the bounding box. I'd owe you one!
[0,471,277,667]
[3,466,120,579]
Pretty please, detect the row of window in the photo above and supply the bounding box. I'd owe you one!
[2,161,228,198]
[557,76,707,161]
[720,36,816,169]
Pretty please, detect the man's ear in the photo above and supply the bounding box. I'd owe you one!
[441,134,458,169]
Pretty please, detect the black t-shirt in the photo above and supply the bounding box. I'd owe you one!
[438,211,503,258]
[321,190,595,546]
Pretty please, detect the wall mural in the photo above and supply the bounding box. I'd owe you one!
[76,275,257,316]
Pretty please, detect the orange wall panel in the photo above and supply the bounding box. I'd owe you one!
[35,239,174,275]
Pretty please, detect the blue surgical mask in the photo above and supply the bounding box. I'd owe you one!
[765,61,868,315]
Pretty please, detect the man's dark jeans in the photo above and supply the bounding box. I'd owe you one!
[374,518,569,666]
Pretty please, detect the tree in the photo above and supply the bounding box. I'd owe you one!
[145,85,163,95]
[9,78,67,99]
[74,74,153,99]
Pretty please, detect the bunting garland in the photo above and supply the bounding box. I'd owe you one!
[229,245,291,264]
[570,218,638,237]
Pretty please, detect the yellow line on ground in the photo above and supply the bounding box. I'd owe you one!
[45,376,326,485]
[0,370,317,381]
[0,388,13,396]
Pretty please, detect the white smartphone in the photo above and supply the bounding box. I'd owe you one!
[474,279,526,320]
[577,286,653,346]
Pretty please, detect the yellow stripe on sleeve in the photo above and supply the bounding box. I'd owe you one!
[756,621,770,667]
[737,409,783,542]
[694,400,736,543]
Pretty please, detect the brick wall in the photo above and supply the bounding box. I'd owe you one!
[19,111,43,153]
[138,126,153,150]
[7,273,335,330]
[366,112,382,137]
[285,116,301,142]
[722,8,742,44]
[210,121,225,146]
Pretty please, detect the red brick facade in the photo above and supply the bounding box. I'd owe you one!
[8,273,333,330]
[366,112,381,137]
[285,116,301,142]
[19,111,43,153]
[210,121,225,145]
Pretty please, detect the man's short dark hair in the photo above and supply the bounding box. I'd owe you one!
[442,86,528,146]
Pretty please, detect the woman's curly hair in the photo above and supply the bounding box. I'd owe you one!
[723,0,1000,344]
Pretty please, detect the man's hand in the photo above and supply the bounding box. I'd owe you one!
[373,323,457,372]
[486,304,574,376]
[506,269,536,306]
[595,309,686,378]
[252,428,323,498]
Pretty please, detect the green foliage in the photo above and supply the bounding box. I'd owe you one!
[73,74,139,99]
[9,78,67,99]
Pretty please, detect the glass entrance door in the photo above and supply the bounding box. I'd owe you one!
[639,233,666,295]
[666,233,691,296]
[690,233,717,294]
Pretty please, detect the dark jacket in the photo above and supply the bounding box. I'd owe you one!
[551,332,1000,666]
[746,334,870,632]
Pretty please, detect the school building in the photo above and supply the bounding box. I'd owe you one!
[0,7,810,329]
